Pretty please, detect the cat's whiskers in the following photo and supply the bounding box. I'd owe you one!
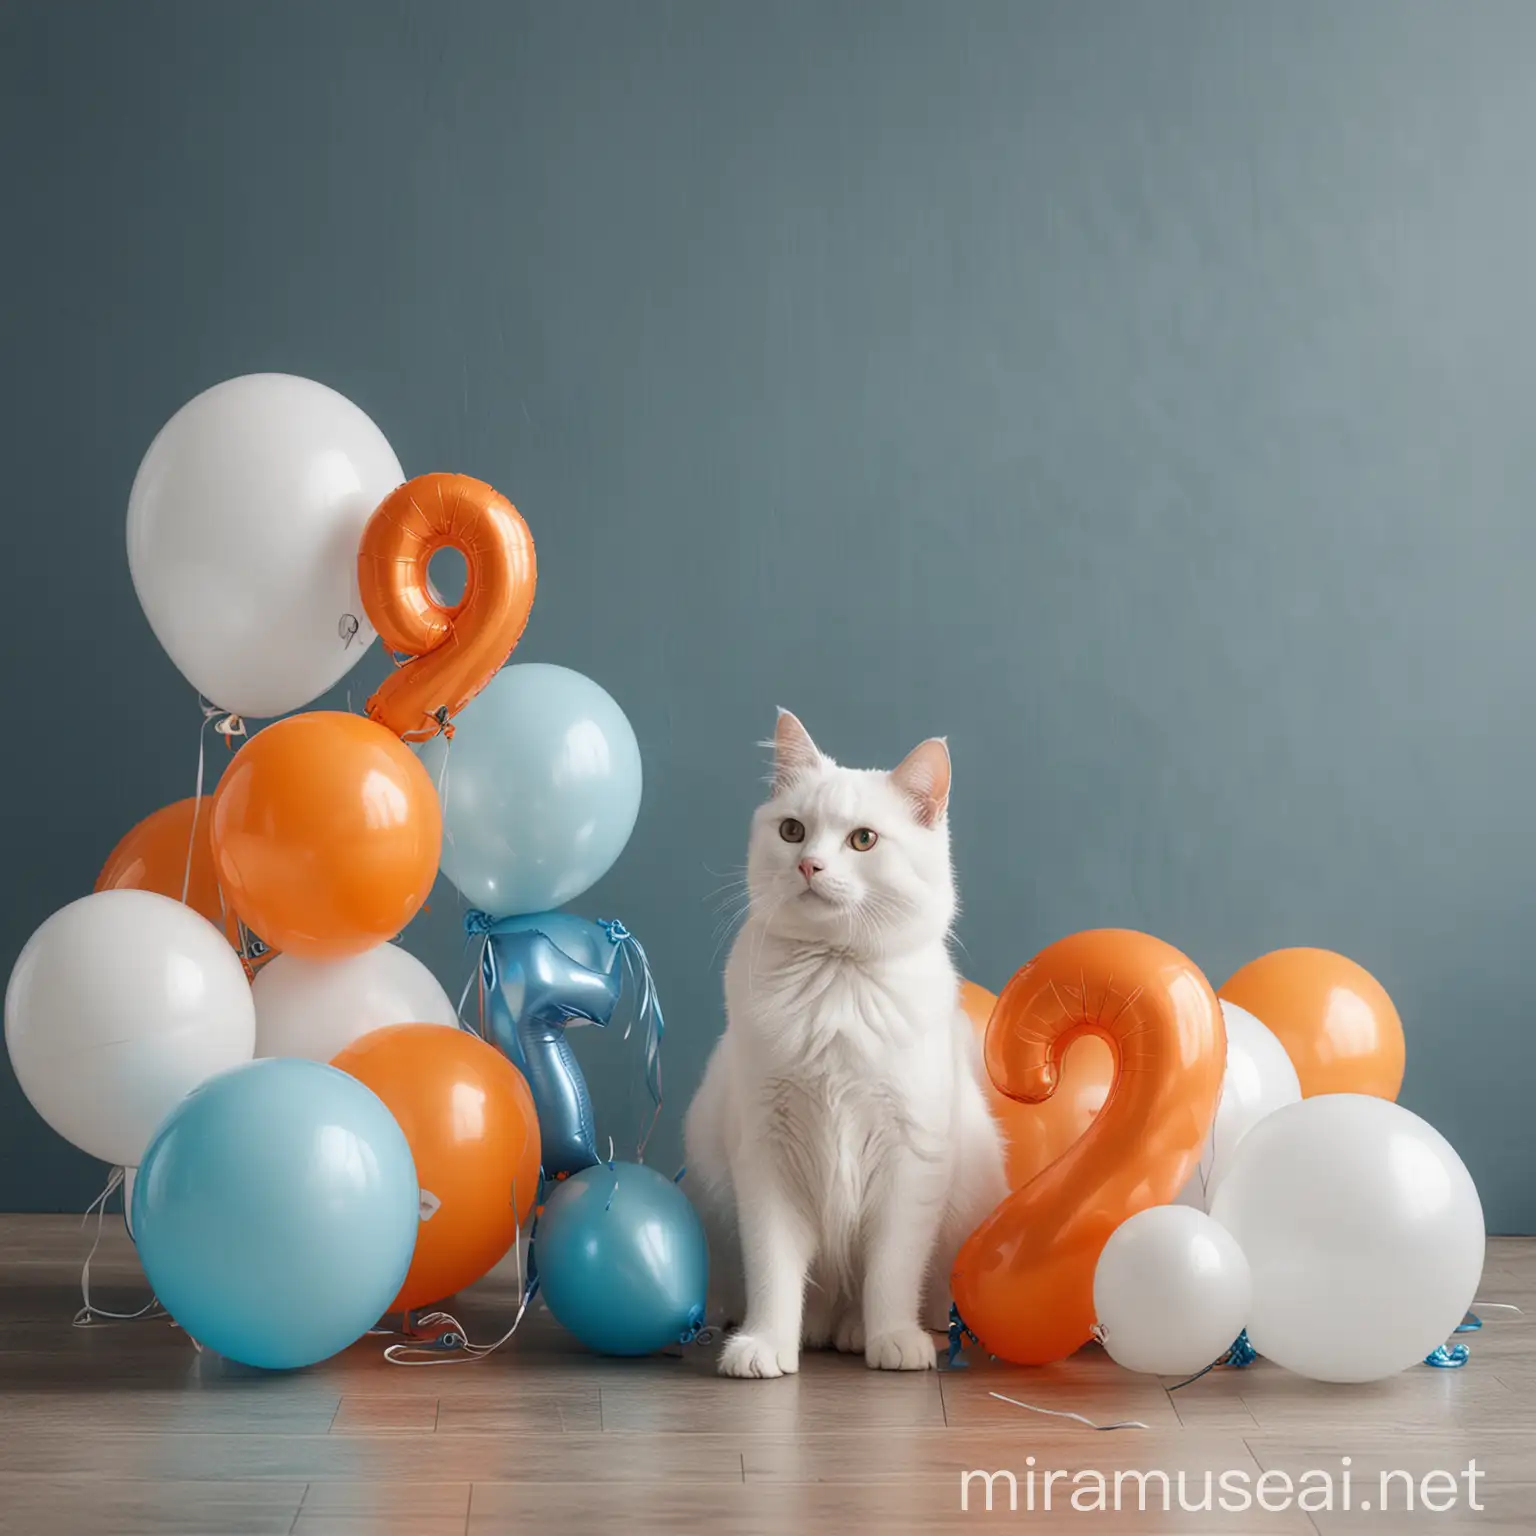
[709,896,755,963]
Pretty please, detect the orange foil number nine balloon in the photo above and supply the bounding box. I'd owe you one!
[951,930,1227,1366]
[359,472,537,743]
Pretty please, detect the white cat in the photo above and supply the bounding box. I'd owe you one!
[684,711,1008,1378]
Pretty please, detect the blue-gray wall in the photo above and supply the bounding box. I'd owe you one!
[3,0,1533,1229]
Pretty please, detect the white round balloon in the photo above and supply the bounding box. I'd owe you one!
[126,374,403,718]
[1093,1205,1252,1375]
[1175,1002,1302,1211]
[4,891,256,1167]
[252,943,458,1063]
[1211,1094,1484,1383]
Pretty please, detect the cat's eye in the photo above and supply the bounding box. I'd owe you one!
[848,827,878,852]
[779,817,806,843]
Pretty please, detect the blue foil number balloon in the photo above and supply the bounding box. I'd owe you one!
[477,911,622,1178]
[534,1162,708,1356]
[473,910,667,1179]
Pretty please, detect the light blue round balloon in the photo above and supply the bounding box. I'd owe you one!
[536,1162,708,1356]
[420,663,642,917]
[132,1058,419,1370]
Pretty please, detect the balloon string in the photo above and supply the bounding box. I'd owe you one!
[383,1174,542,1366]
[73,1168,166,1328]
[433,737,454,852]
[988,1392,1148,1432]
[183,699,246,906]
[1157,1329,1257,1392]
[456,930,488,1036]
[599,920,665,1162]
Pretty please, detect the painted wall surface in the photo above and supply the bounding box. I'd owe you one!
[3,1,1532,1227]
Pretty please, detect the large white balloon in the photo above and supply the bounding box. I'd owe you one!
[252,943,458,1062]
[1175,1002,1302,1211]
[1093,1205,1252,1375]
[4,891,255,1167]
[1211,1094,1484,1383]
[126,374,403,718]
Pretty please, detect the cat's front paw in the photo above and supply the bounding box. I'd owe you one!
[719,1331,800,1379]
[866,1326,937,1372]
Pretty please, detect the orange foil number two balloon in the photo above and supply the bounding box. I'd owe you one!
[951,930,1227,1365]
[358,472,537,743]
[960,980,1113,1192]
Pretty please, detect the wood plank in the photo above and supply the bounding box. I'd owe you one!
[0,1215,1530,1535]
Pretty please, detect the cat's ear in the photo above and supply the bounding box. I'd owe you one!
[772,708,823,792]
[891,738,951,827]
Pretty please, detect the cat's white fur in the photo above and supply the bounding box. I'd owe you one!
[684,711,1008,1378]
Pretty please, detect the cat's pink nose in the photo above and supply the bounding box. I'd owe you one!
[797,856,824,883]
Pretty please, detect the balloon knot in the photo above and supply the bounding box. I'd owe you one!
[198,698,247,744]
[1225,1329,1257,1368]
[946,1303,981,1369]
[463,909,498,937]
[598,918,631,945]
[1425,1342,1470,1369]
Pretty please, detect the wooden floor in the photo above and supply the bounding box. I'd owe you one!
[0,1218,1531,1535]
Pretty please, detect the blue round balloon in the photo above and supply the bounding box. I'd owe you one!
[132,1058,419,1370]
[536,1162,707,1356]
[421,663,642,916]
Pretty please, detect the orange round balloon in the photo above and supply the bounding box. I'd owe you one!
[359,473,537,744]
[1219,947,1404,1100]
[331,1024,541,1313]
[952,930,1226,1366]
[960,979,1112,1192]
[96,797,242,951]
[209,712,442,959]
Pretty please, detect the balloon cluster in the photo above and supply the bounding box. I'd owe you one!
[4,373,704,1369]
[954,937,1484,1385]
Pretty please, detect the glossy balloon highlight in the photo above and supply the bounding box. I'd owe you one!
[1212,1094,1483,1382]
[1219,948,1404,1101]
[127,374,400,718]
[211,712,442,959]
[535,1162,708,1356]
[1093,1205,1251,1375]
[131,1058,419,1370]
[330,1025,541,1314]
[4,891,255,1167]
[421,664,641,917]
